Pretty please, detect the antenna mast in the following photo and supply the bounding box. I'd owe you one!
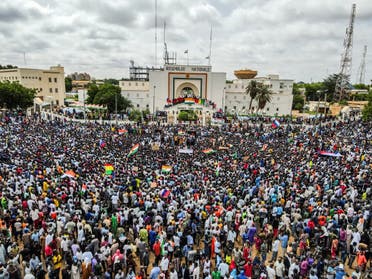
[154,0,158,67]
[356,45,367,84]
[334,3,356,101]
[208,25,213,66]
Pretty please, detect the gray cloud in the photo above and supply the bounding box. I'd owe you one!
[0,0,371,83]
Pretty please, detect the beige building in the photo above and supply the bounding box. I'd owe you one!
[0,65,66,107]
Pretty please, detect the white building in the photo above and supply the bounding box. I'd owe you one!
[119,65,294,123]
[224,73,294,116]
[0,65,66,107]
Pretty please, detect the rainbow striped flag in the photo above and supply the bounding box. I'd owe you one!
[128,144,139,157]
[203,148,215,154]
[104,164,114,175]
[161,165,172,173]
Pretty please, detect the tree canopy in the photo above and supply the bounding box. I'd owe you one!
[65,77,73,92]
[0,81,36,109]
[0,65,18,69]
[87,83,131,113]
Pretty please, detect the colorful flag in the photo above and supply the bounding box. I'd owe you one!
[262,144,268,151]
[215,162,222,176]
[99,139,106,148]
[127,144,139,157]
[161,165,172,173]
[202,148,215,154]
[161,189,171,198]
[271,119,280,128]
[318,151,342,157]
[62,170,76,179]
[104,164,114,175]
[184,98,195,104]
[118,129,128,135]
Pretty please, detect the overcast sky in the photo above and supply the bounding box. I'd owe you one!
[1,0,371,83]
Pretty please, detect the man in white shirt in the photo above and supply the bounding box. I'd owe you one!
[274,258,285,279]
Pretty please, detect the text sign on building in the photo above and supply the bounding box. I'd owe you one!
[165,65,211,72]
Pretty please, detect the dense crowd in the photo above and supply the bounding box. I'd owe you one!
[0,114,370,279]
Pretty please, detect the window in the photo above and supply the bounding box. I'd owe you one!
[142,83,145,86]
[234,96,237,99]
[228,85,231,89]
[276,108,279,112]
[49,88,53,93]
[267,107,270,111]
[54,78,57,82]
[40,88,42,91]
[136,93,139,97]
[233,106,237,110]
[135,82,138,86]
[146,104,149,108]
[136,104,140,108]
[242,85,244,89]
[39,77,41,81]
[55,88,58,93]
[242,106,245,109]
[128,83,131,86]
[146,94,149,98]
[48,77,52,82]
[235,85,238,89]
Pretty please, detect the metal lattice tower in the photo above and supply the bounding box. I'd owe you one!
[334,3,356,101]
[356,45,367,84]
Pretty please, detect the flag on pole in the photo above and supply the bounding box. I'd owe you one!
[128,144,139,157]
[161,165,172,173]
[104,164,114,175]
[202,148,215,154]
[318,151,342,157]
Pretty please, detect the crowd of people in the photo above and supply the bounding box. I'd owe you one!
[0,113,370,279]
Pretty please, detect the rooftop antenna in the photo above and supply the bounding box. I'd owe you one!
[356,45,367,84]
[207,25,213,66]
[154,0,158,67]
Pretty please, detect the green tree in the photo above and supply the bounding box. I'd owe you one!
[128,109,142,122]
[87,83,99,104]
[361,92,372,121]
[65,77,73,92]
[255,84,273,113]
[245,80,260,113]
[92,83,131,113]
[0,81,36,109]
[304,82,323,101]
[353,83,369,90]
[292,94,304,111]
[0,65,18,69]
[103,79,119,85]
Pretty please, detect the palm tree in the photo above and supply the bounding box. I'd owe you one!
[255,85,273,113]
[245,80,259,113]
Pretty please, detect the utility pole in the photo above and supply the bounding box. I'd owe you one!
[115,92,118,125]
[334,3,356,101]
[153,85,156,120]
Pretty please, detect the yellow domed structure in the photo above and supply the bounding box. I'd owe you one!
[234,69,257,79]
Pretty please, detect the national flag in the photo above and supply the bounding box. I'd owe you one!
[161,165,172,173]
[127,144,139,157]
[271,119,280,129]
[202,148,215,154]
[215,162,222,176]
[99,139,106,148]
[118,129,128,135]
[62,170,76,179]
[177,130,185,136]
[318,151,342,157]
[161,189,171,198]
[184,98,195,104]
[262,144,268,151]
[104,164,114,175]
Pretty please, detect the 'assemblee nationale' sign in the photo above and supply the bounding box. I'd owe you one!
[165,65,211,72]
